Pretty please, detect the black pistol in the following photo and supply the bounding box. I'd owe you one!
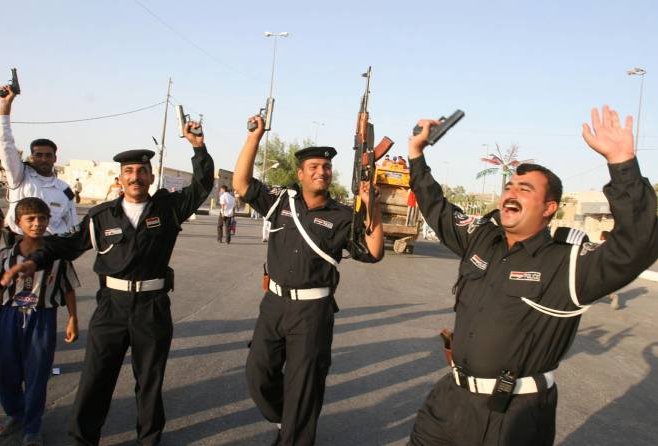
[412,110,465,145]
[247,97,275,132]
[0,68,20,98]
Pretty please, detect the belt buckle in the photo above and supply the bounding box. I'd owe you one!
[455,366,470,390]
[129,281,138,293]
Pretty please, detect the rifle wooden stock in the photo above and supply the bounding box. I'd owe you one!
[361,137,394,165]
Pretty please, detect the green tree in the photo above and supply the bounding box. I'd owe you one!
[476,144,532,194]
[255,136,349,202]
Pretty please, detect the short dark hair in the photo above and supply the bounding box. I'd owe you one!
[30,138,57,153]
[220,185,228,192]
[516,163,562,204]
[15,197,51,222]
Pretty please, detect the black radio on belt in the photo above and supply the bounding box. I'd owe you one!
[488,370,516,413]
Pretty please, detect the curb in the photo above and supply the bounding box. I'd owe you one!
[639,270,658,283]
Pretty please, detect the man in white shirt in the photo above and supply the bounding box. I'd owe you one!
[0,85,78,243]
[218,185,236,244]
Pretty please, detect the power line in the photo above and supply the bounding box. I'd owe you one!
[11,101,165,125]
[132,0,254,80]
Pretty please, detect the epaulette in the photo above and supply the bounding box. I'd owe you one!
[553,227,589,245]
[63,187,75,201]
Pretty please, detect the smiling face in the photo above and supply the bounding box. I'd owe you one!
[120,163,154,203]
[297,157,333,194]
[499,170,558,241]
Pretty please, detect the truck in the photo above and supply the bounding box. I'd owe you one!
[375,163,422,254]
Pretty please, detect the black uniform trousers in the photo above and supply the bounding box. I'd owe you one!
[69,287,173,446]
[217,215,232,243]
[246,291,334,446]
[409,373,557,446]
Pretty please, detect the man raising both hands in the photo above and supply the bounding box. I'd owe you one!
[406,106,657,446]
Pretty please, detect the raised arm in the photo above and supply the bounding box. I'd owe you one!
[358,181,384,260]
[233,116,265,197]
[577,105,658,302]
[0,85,26,187]
[170,120,215,221]
[408,119,476,257]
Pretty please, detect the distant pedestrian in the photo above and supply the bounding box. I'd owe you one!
[105,177,123,201]
[73,178,83,204]
[218,185,235,244]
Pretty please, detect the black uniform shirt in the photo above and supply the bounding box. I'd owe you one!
[243,179,378,290]
[31,146,214,281]
[410,155,657,378]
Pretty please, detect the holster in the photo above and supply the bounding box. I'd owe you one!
[262,263,270,291]
[440,328,454,365]
[165,267,175,292]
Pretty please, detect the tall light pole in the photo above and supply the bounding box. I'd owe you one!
[260,31,289,182]
[627,67,646,154]
[312,121,324,144]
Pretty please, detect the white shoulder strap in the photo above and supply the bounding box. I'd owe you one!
[262,189,286,234]
[89,217,114,255]
[287,189,339,268]
[519,244,590,318]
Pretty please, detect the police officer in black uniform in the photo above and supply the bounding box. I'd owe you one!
[233,116,384,445]
[2,120,214,445]
[405,105,658,446]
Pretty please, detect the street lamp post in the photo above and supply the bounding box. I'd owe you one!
[260,31,289,182]
[627,67,646,154]
[312,121,324,144]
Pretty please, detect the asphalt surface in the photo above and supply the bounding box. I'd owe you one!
[1,214,657,446]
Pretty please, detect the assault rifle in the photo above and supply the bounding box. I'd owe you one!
[0,68,20,98]
[412,110,465,145]
[247,97,274,132]
[349,66,394,258]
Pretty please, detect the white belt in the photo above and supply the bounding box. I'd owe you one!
[452,366,555,395]
[269,279,331,300]
[105,276,166,293]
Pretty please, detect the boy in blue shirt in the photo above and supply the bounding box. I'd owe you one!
[0,197,80,445]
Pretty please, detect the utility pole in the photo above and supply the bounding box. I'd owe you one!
[157,78,172,189]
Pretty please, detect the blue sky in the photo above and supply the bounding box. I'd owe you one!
[4,0,657,194]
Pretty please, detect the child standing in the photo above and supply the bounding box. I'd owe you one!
[0,197,80,445]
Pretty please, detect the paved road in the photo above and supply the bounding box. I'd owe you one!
[1,215,657,445]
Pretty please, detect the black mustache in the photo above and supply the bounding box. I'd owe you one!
[503,199,522,209]
[129,180,145,186]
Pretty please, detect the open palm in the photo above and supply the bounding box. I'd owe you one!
[582,105,635,164]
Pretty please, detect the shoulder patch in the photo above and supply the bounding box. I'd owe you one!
[553,227,589,246]
[63,187,75,200]
[579,241,602,256]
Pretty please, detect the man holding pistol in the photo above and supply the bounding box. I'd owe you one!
[2,120,214,445]
[406,106,658,445]
[233,115,384,446]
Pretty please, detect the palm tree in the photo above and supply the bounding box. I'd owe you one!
[476,144,532,194]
